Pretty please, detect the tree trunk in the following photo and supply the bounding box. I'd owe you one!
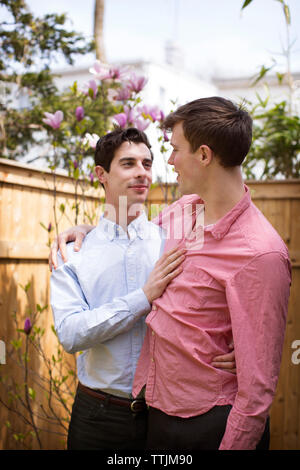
[94,0,106,62]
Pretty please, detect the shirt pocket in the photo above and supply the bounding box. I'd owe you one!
[179,267,228,330]
[182,268,218,305]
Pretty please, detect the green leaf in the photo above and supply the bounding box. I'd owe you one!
[74,167,80,180]
[11,339,22,350]
[283,4,291,25]
[19,281,31,293]
[241,0,253,9]
[40,222,47,231]
[251,62,275,86]
[28,387,36,400]
[70,81,78,94]
[255,91,269,109]
[51,325,57,336]
[276,72,285,84]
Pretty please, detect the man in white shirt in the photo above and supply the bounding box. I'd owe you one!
[51,127,187,449]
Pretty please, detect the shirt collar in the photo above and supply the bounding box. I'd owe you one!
[209,185,251,240]
[97,211,149,241]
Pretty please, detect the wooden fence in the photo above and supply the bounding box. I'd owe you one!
[0,157,299,450]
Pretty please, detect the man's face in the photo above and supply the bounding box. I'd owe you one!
[97,141,153,211]
[168,122,201,195]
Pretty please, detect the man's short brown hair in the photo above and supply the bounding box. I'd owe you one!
[95,127,153,171]
[163,96,252,167]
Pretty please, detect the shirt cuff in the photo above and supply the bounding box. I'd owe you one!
[219,408,267,450]
[126,288,151,317]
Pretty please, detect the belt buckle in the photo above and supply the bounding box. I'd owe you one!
[130,399,142,413]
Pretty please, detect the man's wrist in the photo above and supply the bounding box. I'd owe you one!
[142,286,153,305]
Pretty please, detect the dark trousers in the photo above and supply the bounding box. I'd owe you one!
[147,405,270,451]
[67,385,148,450]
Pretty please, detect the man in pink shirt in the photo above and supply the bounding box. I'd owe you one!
[50,97,291,450]
[132,97,291,450]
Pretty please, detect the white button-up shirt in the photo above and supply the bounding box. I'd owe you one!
[50,212,165,397]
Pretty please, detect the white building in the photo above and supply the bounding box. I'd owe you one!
[212,72,300,114]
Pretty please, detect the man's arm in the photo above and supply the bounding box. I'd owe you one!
[51,246,185,354]
[49,224,95,271]
[219,252,291,450]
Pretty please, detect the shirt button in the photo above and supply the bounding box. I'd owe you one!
[152,331,155,336]
[151,358,155,362]
[152,305,157,311]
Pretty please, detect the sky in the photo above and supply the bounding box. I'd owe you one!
[6,0,300,79]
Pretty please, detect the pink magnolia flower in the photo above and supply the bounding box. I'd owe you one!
[89,60,111,80]
[139,104,162,122]
[107,65,130,81]
[128,73,148,93]
[24,317,32,335]
[134,118,150,131]
[75,106,84,122]
[108,67,122,80]
[42,110,64,130]
[123,105,135,124]
[115,86,132,101]
[113,113,127,128]
[113,105,136,128]
[89,61,129,82]
[82,79,98,99]
[107,88,119,102]
[107,86,131,102]
[83,133,100,149]
[163,130,169,142]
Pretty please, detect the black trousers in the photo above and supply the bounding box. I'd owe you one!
[67,385,148,450]
[67,386,270,451]
[147,405,270,451]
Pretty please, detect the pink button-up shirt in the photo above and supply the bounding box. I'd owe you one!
[133,186,291,450]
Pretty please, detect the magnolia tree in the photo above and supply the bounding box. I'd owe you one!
[41,60,169,168]
[40,60,173,230]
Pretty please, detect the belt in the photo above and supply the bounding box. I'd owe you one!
[78,382,148,413]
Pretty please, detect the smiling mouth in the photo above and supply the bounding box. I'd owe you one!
[128,184,148,189]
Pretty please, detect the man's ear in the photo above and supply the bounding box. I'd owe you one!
[95,165,107,184]
[196,145,214,167]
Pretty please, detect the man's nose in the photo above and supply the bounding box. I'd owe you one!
[168,152,174,165]
[135,163,147,178]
